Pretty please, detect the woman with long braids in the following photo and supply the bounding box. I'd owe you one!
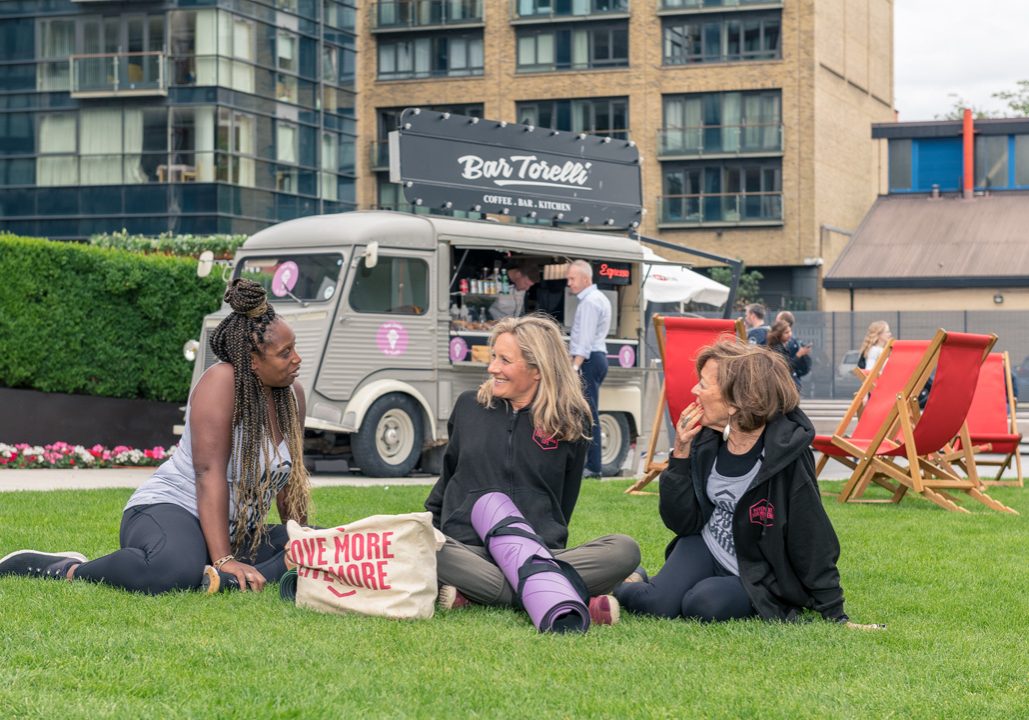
[0,279,311,594]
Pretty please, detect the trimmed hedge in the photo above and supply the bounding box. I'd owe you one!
[89,230,247,258]
[0,234,225,403]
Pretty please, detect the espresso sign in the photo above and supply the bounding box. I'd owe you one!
[390,108,643,228]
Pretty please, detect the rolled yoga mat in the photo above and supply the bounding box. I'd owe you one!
[279,568,298,601]
[470,492,590,634]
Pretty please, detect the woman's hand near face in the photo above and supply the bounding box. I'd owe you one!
[672,401,704,459]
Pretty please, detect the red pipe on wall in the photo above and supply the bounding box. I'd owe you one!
[963,108,974,198]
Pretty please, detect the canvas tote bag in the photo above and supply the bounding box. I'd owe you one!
[285,513,446,620]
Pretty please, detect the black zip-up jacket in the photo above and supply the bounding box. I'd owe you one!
[425,391,589,549]
[659,408,848,622]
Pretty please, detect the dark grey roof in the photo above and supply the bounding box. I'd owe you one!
[823,192,1029,289]
[872,117,1029,139]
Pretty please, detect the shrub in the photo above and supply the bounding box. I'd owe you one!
[0,233,225,403]
[89,230,247,258]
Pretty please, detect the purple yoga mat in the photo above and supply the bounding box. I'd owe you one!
[471,492,590,633]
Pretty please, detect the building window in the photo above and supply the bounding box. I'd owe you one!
[661,90,781,155]
[216,109,257,187]
[516,97,628,139]
[975,135,1009,189]
[37,18,74,91]
[37,113,77,186]
[663,12,780,65]
[1016,135,1029,187]
[515,0,628,19]
[516,23,628,72]
[662,160,782,224]
[377,33,484,79]
[276,30,299,102]
[171,106,217,182]
[888,139,912,191]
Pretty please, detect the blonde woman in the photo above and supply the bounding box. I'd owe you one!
[858,321,892,370]
[425,314,640,623]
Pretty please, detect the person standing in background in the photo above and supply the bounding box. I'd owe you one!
[744,304,770,345]
[567,260,611,478]
[774,311,812,392]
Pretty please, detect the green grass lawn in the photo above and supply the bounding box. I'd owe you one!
[1,481,1027,719]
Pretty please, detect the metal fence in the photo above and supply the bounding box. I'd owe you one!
[647,309,1029,401]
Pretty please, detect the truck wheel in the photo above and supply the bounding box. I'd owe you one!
[599,412,631,478]
[351,393,424,478]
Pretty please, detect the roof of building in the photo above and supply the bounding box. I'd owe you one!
[871,116,1029,139]
[823,191,1029,289]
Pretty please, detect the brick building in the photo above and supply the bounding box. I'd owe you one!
[358,0,894,309]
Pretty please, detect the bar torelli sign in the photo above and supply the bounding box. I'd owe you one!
[390,108,643,228]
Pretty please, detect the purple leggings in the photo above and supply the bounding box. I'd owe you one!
[73,503,288,595]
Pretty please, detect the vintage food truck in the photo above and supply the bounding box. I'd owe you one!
[184,209,650,477]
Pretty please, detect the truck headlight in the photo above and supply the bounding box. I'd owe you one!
[183,339,200,362]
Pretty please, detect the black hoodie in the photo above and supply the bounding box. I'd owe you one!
[425,391,588,549]
[658,408,848,622]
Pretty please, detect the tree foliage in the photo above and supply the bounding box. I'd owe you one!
[707,267,763,309]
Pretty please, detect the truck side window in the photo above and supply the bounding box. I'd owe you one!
[349,256,429,315]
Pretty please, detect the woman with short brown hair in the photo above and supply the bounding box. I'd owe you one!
[615,340,851,624]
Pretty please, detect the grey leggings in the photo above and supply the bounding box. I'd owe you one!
[614,534,756,622]
[72,503,288,595]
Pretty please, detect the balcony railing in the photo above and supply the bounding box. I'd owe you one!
[658,0,782,11]
[658,191,782,225]
[658,123,783,157]
[70,52,167,97]
[374,0,484,30]
[511,0,629,21]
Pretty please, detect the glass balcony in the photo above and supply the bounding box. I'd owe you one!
[374,0,484,30]
[658,191,782,225]
[70,52,167,97]
[658,123,783,158]
[658,0,782,11]
[512,0,629,21]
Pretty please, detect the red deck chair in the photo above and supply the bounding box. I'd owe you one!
[839,330,1016,514]
[944,352,1023,487]
[625,315,745,495]
[812,338,929,497]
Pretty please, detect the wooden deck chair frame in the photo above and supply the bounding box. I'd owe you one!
[836,330,1016,514]
[625,315,745,495]
[941,351,1023,488]
[812,338,933,499]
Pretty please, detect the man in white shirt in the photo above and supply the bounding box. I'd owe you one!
[567,259,611,478]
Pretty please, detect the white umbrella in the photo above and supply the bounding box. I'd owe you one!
[641,247,730,307]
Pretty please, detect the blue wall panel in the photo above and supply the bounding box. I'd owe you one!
[913,137,963,191]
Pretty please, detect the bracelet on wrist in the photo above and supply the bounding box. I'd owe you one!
[213,554,235,569]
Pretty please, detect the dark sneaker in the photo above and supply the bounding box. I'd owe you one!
[588,594,621,626]
[437,584,471,610]
[582,468,602,480]
[202,565,241,594]
[0,550,87,579]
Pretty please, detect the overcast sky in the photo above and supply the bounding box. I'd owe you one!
[894,0,1029,121]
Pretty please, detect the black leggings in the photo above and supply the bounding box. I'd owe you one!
[72,503,289,595]
[613,534,756,622]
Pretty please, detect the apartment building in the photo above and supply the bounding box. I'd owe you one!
[0,0,358,239]
[358,0,894,309]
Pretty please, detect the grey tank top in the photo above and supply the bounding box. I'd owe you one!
[125,363,292,540]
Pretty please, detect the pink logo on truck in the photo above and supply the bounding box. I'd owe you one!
[271,261,300,297]
[377,322,409,356]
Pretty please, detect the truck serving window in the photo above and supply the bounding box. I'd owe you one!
[236,254,344,302]
[349,256,429,315]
